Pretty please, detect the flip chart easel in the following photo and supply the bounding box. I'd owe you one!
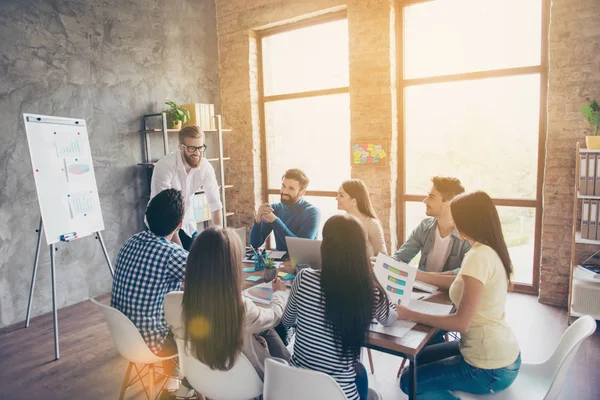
[22,113,114,360]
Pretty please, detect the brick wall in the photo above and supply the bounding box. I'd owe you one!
[216,0,600,305]
[215,0,398,251]
[541,0,600,305]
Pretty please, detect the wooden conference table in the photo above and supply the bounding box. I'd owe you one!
[242,260,453,400]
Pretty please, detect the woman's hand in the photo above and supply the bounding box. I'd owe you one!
[396,305,412,321]
[272,277,286,292]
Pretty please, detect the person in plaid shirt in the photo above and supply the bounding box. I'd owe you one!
[111,188,187,355]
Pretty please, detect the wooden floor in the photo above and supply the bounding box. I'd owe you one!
[0,292,598,400]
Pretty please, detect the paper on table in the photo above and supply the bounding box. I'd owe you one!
[408,300,454,315]
[370,320,417,338]
[410,292,425,301]
[373,253,418,307]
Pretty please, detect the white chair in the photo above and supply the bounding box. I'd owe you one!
[263,357,383,400]
[175,338,263,400]
[91,298,177,400]
[455,315,597,400]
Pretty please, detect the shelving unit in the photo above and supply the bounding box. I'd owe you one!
[139,112,233,227]
[568,142,600,324]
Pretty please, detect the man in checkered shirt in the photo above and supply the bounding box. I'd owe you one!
[111,188,187,355]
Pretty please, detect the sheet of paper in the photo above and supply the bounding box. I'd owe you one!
[370,320,417,338]
[68,191,95,218]
[55,131,83,157]
[64,157,92,183]
[411,292,425,301]
[243,267,256,273]
[267,250,287,260]
[408,300,454,315]
[373,253,417,307]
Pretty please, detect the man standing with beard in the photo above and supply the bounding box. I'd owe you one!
[250,168,320,252]
[151,125,222,250]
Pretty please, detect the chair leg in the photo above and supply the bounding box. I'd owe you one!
[149,364,155,400]
[396,357,408,378]
[119,362,134,400]
[367,349,375,374]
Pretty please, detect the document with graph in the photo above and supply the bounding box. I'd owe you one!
[373,253,417,307]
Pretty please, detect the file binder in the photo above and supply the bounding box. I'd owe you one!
[595,155,600,196]
[580,154,588,195]
[590,200,598,240]
[588,154,596,196]
[582,199,590,239]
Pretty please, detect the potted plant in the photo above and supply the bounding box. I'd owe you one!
[263,258,277,283]
[582,98,600,149]
[164,100,191,130]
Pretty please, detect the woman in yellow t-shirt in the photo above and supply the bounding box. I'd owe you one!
[397,191,521,399]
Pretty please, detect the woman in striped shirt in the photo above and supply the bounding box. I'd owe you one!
[282,214,398,400]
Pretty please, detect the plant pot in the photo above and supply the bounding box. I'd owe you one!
[586,136,600,149]
[168,120,182,130]
[263,268,277,283]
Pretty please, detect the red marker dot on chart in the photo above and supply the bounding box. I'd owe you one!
[36,169,39,172]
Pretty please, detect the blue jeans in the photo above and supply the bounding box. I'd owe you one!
[400,341,521,400]
[355,362,368,400]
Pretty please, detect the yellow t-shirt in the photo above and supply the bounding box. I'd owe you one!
[449,242,520,369]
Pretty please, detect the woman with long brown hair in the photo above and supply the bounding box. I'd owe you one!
[282,214,397,400]
[397,191,521,399]
[164,227,289,380]
[336,179,387,256]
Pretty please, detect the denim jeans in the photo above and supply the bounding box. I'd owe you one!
[179,229,199,251]
[354,362,368,400]
[400,341,521,400]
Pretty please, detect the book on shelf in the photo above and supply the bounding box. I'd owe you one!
[581,199,590,239]
[181,103,216,131]
[591,200,598,240]
[580,154,588,195]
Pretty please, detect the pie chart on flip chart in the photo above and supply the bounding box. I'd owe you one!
[68,163,90,175]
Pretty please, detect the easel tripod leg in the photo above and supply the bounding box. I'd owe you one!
[25,218,43,328]
[50,243,60,360]
[96,231,114,277]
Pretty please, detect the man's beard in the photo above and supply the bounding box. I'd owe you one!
[184,152,201,168]
[281,193,299,206]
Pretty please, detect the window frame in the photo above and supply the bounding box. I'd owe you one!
[257,11,349,202]
[396,0,550,293]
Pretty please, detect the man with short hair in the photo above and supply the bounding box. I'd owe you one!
[151,125,222,250]
[111,189,194,398]
[111,188,187,356]
[250,168,320,252]
[393,176,471,274]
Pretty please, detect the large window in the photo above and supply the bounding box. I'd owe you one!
[258,13,350,236]
[399,0,547,290]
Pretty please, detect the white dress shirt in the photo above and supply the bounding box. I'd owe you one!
[150,151,222,236]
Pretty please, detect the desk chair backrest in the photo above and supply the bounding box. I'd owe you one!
[542,315,596,399]
[90,298,162,364]
[263,358,347,400]
[175,339,263,400]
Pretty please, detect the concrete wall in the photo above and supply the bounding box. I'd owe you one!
[0,0,219,328]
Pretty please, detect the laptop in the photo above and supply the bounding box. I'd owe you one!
[285,237,323,270]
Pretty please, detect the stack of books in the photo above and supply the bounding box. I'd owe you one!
[182,103,216,131]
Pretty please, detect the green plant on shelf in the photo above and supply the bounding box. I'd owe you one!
[581,98,600,136]
[164,100,190,127]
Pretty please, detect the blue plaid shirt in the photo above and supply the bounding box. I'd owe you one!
[111,230,188,354]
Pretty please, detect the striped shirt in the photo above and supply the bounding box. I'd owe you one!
[111,230,188,354]
[282,268,398,399]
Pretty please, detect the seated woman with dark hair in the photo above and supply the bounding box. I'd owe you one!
[164,227,289,380]
[282,214,398,400]
[397,191,521,399]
